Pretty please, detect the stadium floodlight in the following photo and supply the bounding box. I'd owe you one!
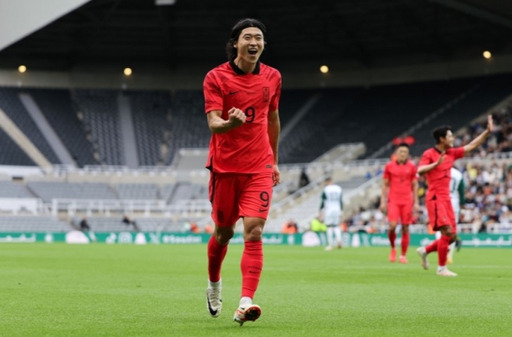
[18,65,27,73]
[155,0,176,5]
[483,50,492,59]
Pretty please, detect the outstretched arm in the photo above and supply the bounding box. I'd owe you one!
[463,115,493,154]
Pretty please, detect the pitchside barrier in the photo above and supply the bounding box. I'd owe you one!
[0,231,511,248]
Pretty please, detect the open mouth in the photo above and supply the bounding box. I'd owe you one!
[248,49,258,55]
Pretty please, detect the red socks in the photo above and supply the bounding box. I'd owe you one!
[241,240,263,299]
[388,230,396,249]
[426,239,438,254]
[208,237,264,299]
[207,235,228,282]
[437,235,451,266]
[424,235,451,266]
[401,231,410,256]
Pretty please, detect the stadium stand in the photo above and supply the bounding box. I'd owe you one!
[0,127,35,166]
[0,180,34,198]
[408,74,512,157]
[27,181,118,203]
[165,90,210,165]
[0,73,512,233]
[29,88,97,167]
[72,89,124,165]
[0,215,70,232]
[115,183,159,200]
[128,90,172,166]
[0,87,59,164]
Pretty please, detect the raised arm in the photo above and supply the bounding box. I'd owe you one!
[463,115,493,154]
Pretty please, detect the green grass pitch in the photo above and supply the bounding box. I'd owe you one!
[1,243,511,336]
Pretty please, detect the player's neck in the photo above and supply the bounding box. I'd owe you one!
[234,57,257,74]
[435,144,447,152]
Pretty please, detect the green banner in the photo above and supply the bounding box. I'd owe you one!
[0,231,511,248]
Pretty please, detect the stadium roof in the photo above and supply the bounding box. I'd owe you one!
[1,0,512,75]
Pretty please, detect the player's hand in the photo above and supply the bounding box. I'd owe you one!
[272,165,280,186]
[436,152,445,166]
[379,203,387,214]
[486,114,493,132]
[413,202,420,213]
[227,107,246,128]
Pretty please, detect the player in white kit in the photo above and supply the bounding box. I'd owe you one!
[320,177,343,250]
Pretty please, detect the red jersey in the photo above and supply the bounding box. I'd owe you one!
[419,146,465,199]
[383,160,418,204]
[203,60,281,174]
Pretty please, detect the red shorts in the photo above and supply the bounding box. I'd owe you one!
[209,172,273,227]
[387,201,413,225]
[426,197,456,231]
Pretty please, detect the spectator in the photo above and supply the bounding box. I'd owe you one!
[122,215,140,231]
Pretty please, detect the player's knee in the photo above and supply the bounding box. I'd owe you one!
[244,223,263,241]
[215,228,234,245]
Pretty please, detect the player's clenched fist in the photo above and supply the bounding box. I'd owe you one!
[228,107,246,127]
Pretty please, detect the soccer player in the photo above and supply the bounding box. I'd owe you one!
[434,167,464,263]
[379,143,419,263]
[203,18,281,325]
[416,115,493,276]
[320,177,343,250]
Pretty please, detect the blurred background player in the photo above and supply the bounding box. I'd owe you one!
[203,18,281,325]
[379,143,419,263]
[417,115,493,276]
[434,167,464,263]
[319,177,343,250]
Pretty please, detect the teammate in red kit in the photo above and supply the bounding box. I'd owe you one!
[203,18,281,325]
[416,115,493,276]
[380,143,419,264]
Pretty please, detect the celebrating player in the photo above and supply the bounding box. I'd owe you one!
[203,18,281,325]
[416,115,493,276]
[379,143,419,263]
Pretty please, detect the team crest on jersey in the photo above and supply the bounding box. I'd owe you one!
[263,87,270,103]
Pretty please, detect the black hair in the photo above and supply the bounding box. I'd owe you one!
[396,142,409,149]
[432,125,452,144]
[225,18,267,61]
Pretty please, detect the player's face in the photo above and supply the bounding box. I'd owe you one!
[442,130,455,148]
[395,146,409,163]
[234,27,264,64]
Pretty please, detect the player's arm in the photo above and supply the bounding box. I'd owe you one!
[268,109,281,185]
[379,178,389,212]
[206,108,246,133]
[418,154,444,175]
[412,179,420,212]
[463,115,493,154]
[319,191,326,211]
[458,179,466,206]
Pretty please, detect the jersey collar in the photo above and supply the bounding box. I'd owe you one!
[229,60,261,75]
[433,146,443,154]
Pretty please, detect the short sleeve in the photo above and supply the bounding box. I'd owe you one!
[203,70,223,114]
[269,70,281,112]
